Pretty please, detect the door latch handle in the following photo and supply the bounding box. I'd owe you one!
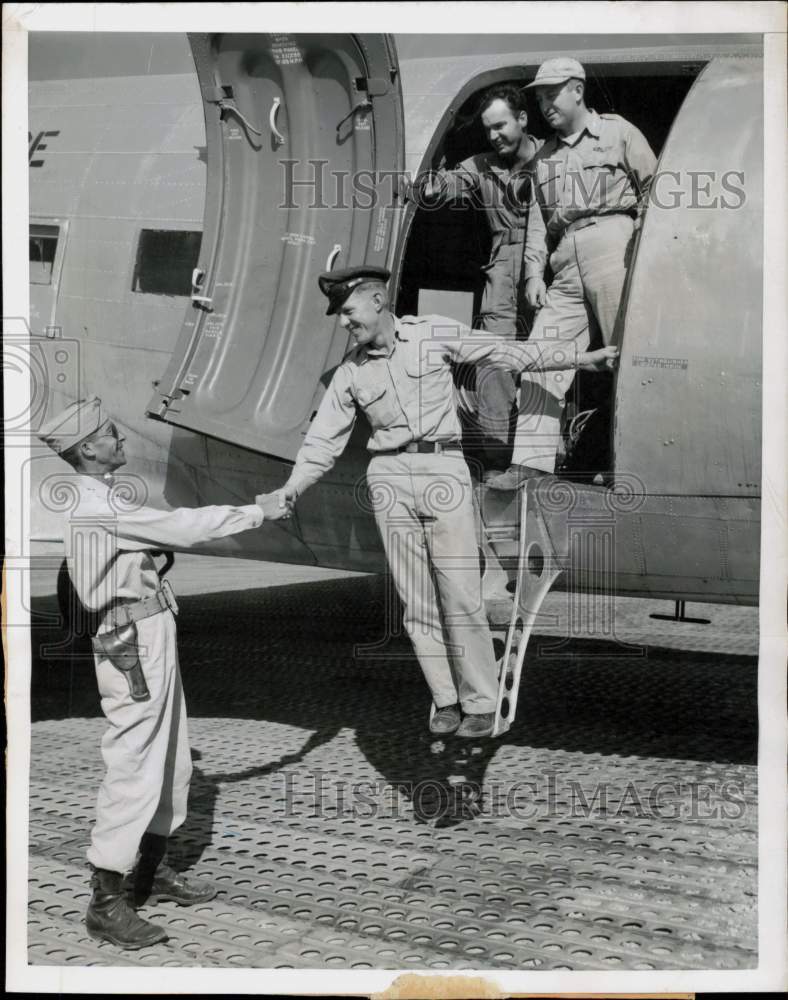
[216,98,262,138]
[326,244,342,271]
[336,97,372,135]
[191,269,213,310]
[269,97,285,145]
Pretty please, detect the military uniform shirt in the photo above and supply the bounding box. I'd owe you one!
[434,139,545,245]
[289,314,580,493]
[524,111,657,278]
[65,474,263,617]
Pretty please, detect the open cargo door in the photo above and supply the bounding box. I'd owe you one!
[613,55,763,497]
[148,33,403,459]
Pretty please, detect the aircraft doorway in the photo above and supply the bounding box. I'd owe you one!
[394,64,704,477]
[396,65,703,319]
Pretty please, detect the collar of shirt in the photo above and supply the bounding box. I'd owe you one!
[557,109,602,147]
[360,317,410,361]
[484,135,542,176]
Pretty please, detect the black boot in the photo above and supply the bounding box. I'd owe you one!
[130,832,217,907]
[86,867,168,949]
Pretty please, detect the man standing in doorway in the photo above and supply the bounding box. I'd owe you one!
[420,85,544,477]
[487,59,657,490]
[276,265,618,738]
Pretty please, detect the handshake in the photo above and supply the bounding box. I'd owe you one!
[255,484,297,521]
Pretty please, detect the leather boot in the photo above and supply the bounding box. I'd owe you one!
[130,832,217,907]
[86,867,168,949]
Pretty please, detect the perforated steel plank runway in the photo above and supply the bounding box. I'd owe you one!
[28,561,758,970]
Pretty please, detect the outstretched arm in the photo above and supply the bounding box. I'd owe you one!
[577,345,619,371]
[414,157,482,207]
[280,365,358,499]
[441,327,618,374]
[90,501,264,553]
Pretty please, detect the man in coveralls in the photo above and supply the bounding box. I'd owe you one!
[38,397,291,949]
[487,58,657,490]
[419,85,544,476]
[276,266,618,738]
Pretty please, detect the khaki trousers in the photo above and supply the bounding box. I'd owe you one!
[87,609,192,874]
[366,452,498,714]
[512,214,635,471]
[477,240,527,470]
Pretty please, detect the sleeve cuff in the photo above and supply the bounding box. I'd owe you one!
[287,475,307,497]
[242,504,264,527]
[524,266,544,281]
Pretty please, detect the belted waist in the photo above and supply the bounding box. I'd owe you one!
[376,440,463,456]
[561,211,636,238]
[493,225,527,248]
[100,584,178,633]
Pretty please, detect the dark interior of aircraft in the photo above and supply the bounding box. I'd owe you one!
[395,64,705,478]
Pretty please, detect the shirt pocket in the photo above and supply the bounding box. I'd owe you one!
[356,381,399,429]
[405,354,446,383]
[577,151,621,203]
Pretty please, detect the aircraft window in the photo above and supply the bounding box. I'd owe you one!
[29,224,59,285]
[132,229,202,296]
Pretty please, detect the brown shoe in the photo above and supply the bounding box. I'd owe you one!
[485,465,546,492]
[429,704,461,735]
[456,712,495,738]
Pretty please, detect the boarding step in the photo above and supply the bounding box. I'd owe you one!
[475,478,571,737]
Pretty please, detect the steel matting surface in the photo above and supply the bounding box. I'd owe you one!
[28,575,758,969]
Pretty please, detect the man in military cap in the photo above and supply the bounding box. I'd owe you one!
[419,84,545,477]
[487,58,657,490]
[277,266,618,738]
[38,396,290,949]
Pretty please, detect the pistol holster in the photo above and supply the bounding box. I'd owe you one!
[92,621,150,701]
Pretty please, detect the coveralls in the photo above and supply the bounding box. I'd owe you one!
[65,474,263,873]
[287,314,586,714]
[515,111,657,471]
[433,143,544,469]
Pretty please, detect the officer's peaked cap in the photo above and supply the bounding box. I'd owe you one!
[318,265,391,316]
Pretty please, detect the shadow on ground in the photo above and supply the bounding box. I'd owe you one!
[30,572,759,872]
[31,571,758,749]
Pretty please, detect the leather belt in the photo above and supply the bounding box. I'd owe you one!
[562,211,635,238]
[378,440,463,456]
[102,583,178,632]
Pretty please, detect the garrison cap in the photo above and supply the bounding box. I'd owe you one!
[318,265,391,316]
[525,57,586,88]
[37,396,106,454]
